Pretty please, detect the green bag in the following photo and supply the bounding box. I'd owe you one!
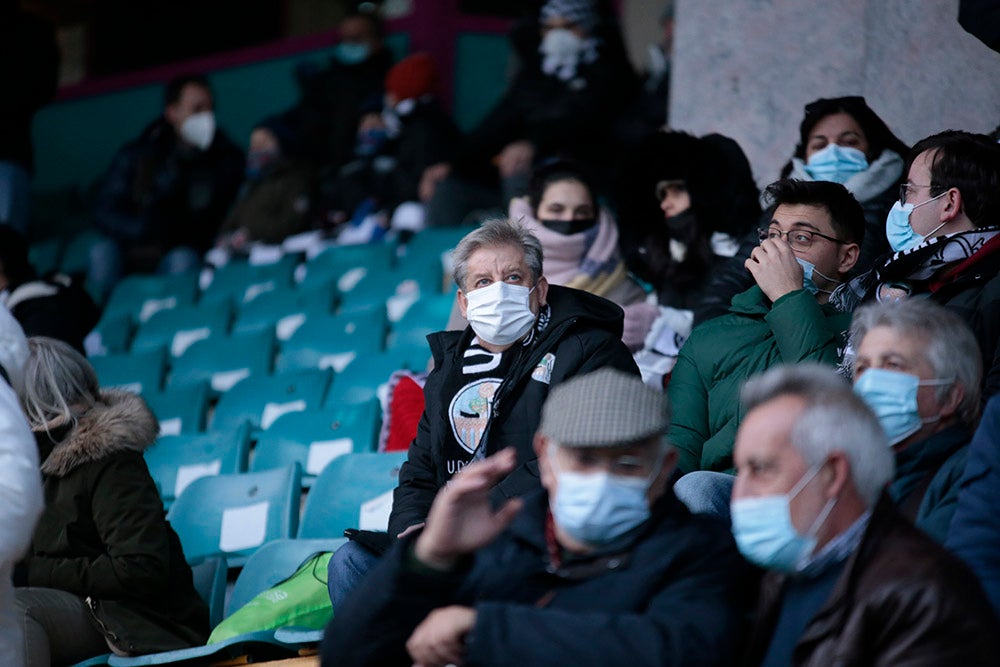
[207,551,333,644]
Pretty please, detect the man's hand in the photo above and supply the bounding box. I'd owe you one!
[414,448,523,570]
[494,140,535,179]
[406,605,476,667]
[420,163,451,202]
[397,522,425,539]
[745,238,805,303]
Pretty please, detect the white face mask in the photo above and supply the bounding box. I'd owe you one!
[539,28,584,81]
[464,281,537,346]
[179,111,216,151]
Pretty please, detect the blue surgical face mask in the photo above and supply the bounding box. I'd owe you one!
[334,42,371,65]
[730,465,835,573]
[885,191,949,252]
[549,447,659,547]
[804,144,869,184]
[853,367,952,446]
[795,258,840,295]
[355,127,388,156]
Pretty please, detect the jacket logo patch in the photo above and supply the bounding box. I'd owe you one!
[448,378,501,454]
[531,353,555,384]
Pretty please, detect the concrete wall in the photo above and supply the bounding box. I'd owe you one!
[670,0,1000,187]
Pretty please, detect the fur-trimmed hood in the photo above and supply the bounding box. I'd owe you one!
[38,389,160,478]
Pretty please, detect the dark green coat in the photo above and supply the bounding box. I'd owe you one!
[22,390,208,655]
[668,285,851,474]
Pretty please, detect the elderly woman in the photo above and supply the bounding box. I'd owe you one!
[13,337,208,666]
[850,298,982,542]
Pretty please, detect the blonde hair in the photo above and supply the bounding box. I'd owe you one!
[20,337,99,430]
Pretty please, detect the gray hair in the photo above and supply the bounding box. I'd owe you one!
[20,337,100,430]
[848,299,982,426]
[741,363,894,508]
[451,218,544,291]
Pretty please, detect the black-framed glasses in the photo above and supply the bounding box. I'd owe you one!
[898,183,939,205]
[758,227,845,251]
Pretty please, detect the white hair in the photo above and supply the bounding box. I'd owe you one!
[848,299,982,426]
[20,337,99,431]
[451,218,544,291]
[741,362,894,507]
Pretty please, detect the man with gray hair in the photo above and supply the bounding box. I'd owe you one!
[323,368,749,667]
[850,298,982,542]
[733,363,998,666]
[328,217,637,607]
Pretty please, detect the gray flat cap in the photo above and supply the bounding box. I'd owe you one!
[539,368,671,447]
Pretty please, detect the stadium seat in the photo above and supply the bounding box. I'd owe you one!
[298,451,407,538]
[28,236,64,276]
[167,464,302,566]
[322,349,410,408]
[142,382,211,435]
[199,255,298,307]
[251,402,382,485]
[295,242,396,293]
[144,423,252,508]
[231,281,339,340]
[90,348,166,395]
[85,311,134,357]
[130,301,233,358]
[190,556,228,629]
[167,329,275,394]
[275,308,386,374]
[211,368,331,432]
[101,271,200,325]
[105,538,347,667]
[386,291,454,352]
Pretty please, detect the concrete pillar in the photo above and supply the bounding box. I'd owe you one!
[670,0,1000,186]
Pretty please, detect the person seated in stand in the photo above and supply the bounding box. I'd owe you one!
[420,0,639,227]
[0,305,43,666]
[322,368,752,667]
[699,96,909,324]
[90,72,244,301]
[731,363,999,666]
[214,111,316,253]
[668,179,863,478]
[830,130,1000,399]
[326,218,638,610]
[674,299,983,544]
[613,130,761,385]
[13,337,209,666]
[456,158,653,351]
[0,225,99,354]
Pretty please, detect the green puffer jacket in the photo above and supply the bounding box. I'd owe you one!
[21,390,209,656]
[668,285,851,474]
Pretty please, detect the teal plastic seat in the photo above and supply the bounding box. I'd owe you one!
[102,271,200,325]
[167,329,275,394]
[105,538,347,667]
[131,301,233,358]
[298,451,407,538]
[167,464,302,566]
[322,350,409,408]
[296,242,396,292]
[199,256,298,307]
[59,228,105,277]
[231,281,338,340]
[190,556,229,629]
[144,424,252,508]
[28,236,64,275]
[85,311,134,357]
[90,348,166,395]
[275,309,386,374]
[211,368,331,432]
[251,402,382,486]
[386,292,454,351]
[142,382,211,434]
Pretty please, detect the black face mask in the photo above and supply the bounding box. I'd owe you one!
[664,210,697,236]
[539,217,597,235]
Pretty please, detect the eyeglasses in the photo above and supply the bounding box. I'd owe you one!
[899,183,939,205]
[758,227,845,251]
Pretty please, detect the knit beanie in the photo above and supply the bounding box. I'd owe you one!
[385,52,438,103]
[540,0,599,32]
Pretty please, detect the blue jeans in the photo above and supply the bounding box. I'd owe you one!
[673,470,735,521]
[0,161,30,236]
[327,541,382,609]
